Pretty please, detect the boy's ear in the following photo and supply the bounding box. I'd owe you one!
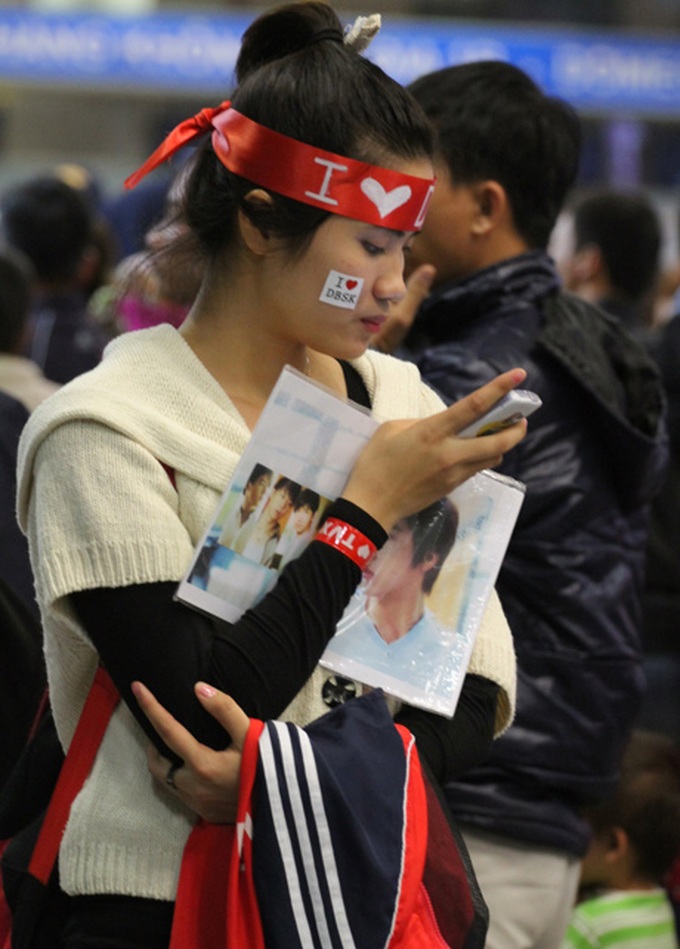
[238,188,275,256]
[604,826,630,863]
[471,180,507,236]
[571,243,603,284]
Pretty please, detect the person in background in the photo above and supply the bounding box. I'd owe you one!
[0,391,37,618]
[375,59,668,949]
[633,309,680,746]
[553,191,679,751]
[562,729,680,949]
[0,246,59,411]
[0,248,56,617]
[1,174,110,383]
[94,162,204,337]
[554,188,662,343]
[16,6,524,945]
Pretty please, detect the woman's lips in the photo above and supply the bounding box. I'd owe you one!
[360,315,386,333]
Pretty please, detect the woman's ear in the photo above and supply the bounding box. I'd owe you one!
[238,188,275,256]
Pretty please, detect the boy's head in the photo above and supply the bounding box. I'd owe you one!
[407,61,581,285]
[581,730,680,888]
[1,175,95,286]
[559,190,662,307]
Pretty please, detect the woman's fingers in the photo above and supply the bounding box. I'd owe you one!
[131,681,248,823]
[191,683,250,752]
[428,368,528,440]
[131,680,200,762]
[342,368,528,529]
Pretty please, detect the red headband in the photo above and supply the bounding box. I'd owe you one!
[125,102,435,232]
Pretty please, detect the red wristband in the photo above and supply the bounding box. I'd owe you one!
[314,518,377,570]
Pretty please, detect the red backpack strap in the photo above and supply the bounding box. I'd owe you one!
[170,719,266,949]
[27,667,119,885]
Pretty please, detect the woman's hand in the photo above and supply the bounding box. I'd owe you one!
[342,368,528,531]
[131,680,249,823]
[372,263,436,354]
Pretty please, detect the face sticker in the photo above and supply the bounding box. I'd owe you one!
[319,270,365,310]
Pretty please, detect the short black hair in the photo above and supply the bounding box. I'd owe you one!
[408,61,581,248]
[572,190,661,303]
[272,475,301,505]
[585,729,680,883]
[1,175,94,282]
[0,246,32,353]
[294,488,320,514]
[245,463,273,488]
[403,497,459,595]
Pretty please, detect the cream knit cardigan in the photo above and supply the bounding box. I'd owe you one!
[17,325,516,901]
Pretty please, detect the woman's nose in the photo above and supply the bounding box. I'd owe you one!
[374,261,407,305]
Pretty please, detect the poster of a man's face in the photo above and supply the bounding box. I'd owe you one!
[322,497,465,712]
[241,464,272,517]
[363,499,459,645]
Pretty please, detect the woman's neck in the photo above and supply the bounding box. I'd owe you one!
[180,269,347,428]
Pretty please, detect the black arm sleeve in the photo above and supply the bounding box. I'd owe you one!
[395,673,499,785]
[72,499,386,755]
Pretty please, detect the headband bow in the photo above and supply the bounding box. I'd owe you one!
[124,101,231,191]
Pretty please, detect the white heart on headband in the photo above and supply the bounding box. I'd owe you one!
[360,178,412,219]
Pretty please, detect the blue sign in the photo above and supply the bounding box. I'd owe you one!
[0,8,679,115]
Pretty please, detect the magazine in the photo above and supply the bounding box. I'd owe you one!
[176,365,377,622]
[176,365,525,718]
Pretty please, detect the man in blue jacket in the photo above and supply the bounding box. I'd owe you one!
[381,61,669,949]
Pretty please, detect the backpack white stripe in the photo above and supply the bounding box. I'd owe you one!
[261,721,359,949]
[259,726,317,948]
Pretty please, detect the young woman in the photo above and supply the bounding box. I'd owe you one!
[17,4,524,945]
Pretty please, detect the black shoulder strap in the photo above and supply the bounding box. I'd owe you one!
[339,361,371,409]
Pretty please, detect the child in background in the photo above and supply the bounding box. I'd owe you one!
[563,729,680,949]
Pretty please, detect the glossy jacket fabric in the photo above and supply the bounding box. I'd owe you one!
[406,250,669,856]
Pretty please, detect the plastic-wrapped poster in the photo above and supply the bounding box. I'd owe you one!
[320,470,525,717]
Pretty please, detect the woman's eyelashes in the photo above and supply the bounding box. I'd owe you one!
[360,235,415,258]
[361,240,386,257]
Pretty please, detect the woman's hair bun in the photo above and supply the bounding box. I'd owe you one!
[236,2,345,83]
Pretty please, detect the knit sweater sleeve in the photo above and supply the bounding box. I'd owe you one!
[26,419,390,740]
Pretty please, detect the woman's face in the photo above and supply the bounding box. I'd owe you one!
[264,157,434,361]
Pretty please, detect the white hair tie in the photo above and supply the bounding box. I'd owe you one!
[344,14,382,54]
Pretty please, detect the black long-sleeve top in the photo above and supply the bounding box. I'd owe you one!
[72,496,498,785]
